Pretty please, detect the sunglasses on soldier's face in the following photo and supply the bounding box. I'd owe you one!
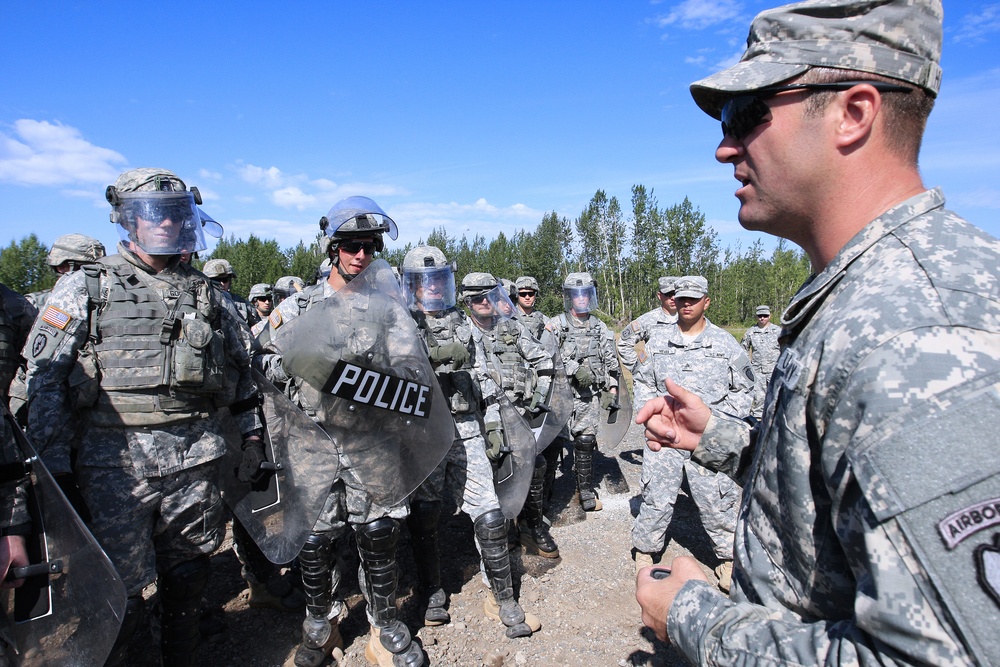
[467,294,489,305]
[720,80,913,141]
[518,291,536,297]
[339,240,377,255]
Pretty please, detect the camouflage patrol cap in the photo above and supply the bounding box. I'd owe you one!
[202,258,236,280]
[563,272,595,289]
[690,0,944,119]
[673,276,709,299]
[47,234,106,267]
[248,283,273,300]
[756,305,771,316]
[515,276,539,293]
[658,276,677,295]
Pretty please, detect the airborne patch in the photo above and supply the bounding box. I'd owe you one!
[41,306,72,330]
[268,311,283,329]
[938,497,1000,549]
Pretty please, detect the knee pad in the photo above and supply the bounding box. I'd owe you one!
[356,517,400,555]
[473,509,507,543]
[159,555,210,603]
[575,434,597,452]
[407,500,441,537]
[299,532,334,567]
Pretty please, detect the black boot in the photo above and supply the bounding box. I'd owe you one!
[518,455,559,557]
[158,556,210,667]
[574,435,602,512]
[475,510,538,638]
[407,500,449,625]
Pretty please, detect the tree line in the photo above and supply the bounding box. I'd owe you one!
[0,185,811,327]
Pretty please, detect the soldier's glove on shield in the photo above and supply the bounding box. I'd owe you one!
[54,473,92,524]
[573,365,594,386]
[600,390,619,411]
[528,389,548,416]
[430,341,470,370]
[485,422,506,461]
[237,437,267,484]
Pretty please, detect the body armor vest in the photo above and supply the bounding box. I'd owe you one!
[517,310,546,341]
[85,256,227,426]
[419,308,480,415]
[557,313,606,385]
[480,319,532,399]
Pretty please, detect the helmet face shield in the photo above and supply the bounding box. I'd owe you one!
[198,208,225,239]
[113,191,206,255]
[403,265,456,312]
[563,285,598,314]
[463,283,516,329]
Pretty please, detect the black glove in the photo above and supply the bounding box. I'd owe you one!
[237,438,267,484]
[54,473,92,523]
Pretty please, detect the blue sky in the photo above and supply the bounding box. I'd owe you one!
[1,1,997,260]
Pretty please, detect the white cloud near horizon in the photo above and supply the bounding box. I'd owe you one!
[952,4,1000,43]
[0,119,127,187]
[653,0,743,30]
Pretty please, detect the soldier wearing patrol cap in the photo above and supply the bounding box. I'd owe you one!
[400,249,542,638]
[617,276,678,375]
[255,196,426,667]
[22,168,263,666]
[203,258,259,327]
[635,2,1000,665]
[741,304,781,418]
[547,272,620,513]
[629,276,753,589]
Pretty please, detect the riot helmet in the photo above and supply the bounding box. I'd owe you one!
[273,276,305,303]
[198,208,225,239]
[401,245,456,312]
[319,196,397,283]
[563,272,599,315]
[106,168,207,256]
[47,234,105,273]
[460,272,515,329]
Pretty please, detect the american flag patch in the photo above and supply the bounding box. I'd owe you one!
[269,311,283,328]
[41,306,72,330]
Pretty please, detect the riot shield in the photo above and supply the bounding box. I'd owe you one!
[273,259,454,507]
[527,348,573,456]
[492,396,537,519]
[219,369,340,565]
[598,381,633,451]
[1,413,127,666]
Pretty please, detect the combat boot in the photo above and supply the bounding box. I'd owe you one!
[573,435,603,512]
[248,572,307,612]
[407,500,450,626]
[483,591,541,636]
[288,617,344,667]
[476,509,540,638]
[633,550,655,575]
[518,455,559,557]
[365,623,425,667]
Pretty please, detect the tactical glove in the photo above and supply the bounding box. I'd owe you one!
[485,422,506,461]
[430,342,470,369]
[573,365,595,386]
[528,389,548,416]
[237,438,267,484]
[600,390,619,411]
[54,474,92,524]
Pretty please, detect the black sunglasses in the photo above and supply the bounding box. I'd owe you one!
[721,80,913,141]
[339,240,377,255]
[467,294,490,305]
[518,291,536,297]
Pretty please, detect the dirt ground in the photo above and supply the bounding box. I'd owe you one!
[127,416,728,667]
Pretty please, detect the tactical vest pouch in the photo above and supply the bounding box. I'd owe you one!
[172,318,226,392]
[441,370,480,415]
[67,343,100,410]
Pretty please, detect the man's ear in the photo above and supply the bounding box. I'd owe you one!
[834,84,882,150]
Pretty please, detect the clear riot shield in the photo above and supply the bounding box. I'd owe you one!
[219,370,340,564]
[1,413,127,666]
[492,396,537,519]
[598,381,633,451]
[527,347,573,456]
[273,259,454,507]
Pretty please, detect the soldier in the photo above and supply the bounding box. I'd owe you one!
[22,168,263,666]
[635,2,1000,665]
[202,258,258,327]
[255,196,425,667]
[24,233,107,311]
[740,305,781,419]
[273,276,305,305]
[401,249,541,638]
[513,276,546,341]
[548,272,620,512]
[629,276,753,591]
[616,276,678,375]
[249,282,274,322]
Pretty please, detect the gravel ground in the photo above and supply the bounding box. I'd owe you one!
[127,415,727,666]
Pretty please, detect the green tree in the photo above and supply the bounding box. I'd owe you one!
[0,234,55,294]
[208,234,287,297]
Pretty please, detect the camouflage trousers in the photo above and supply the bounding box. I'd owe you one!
[411,414,501,523]
[77,460,224,597]
[631,446,739,560]
[558,392,601,440]
[750,364,774,419]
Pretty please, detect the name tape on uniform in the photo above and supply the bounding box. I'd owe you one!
[321,360,432,418]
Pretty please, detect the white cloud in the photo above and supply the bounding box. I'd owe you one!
[0,119,126,187]
[952,4,1000,43]
[198,168,223,180]
[653,0,743,30]
[272,186,317,210]
[238,164,286,188]
[948,188,1000,210]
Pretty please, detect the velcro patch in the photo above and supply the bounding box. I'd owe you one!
[630,321,641,332]
[41,306,72,330]
[268,311,283,329]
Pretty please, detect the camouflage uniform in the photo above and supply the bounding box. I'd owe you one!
[0,284,35,533]
[630,311,753,560]
[663,1,997,663]
[617,306,677,375]
[740,312,781,419]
